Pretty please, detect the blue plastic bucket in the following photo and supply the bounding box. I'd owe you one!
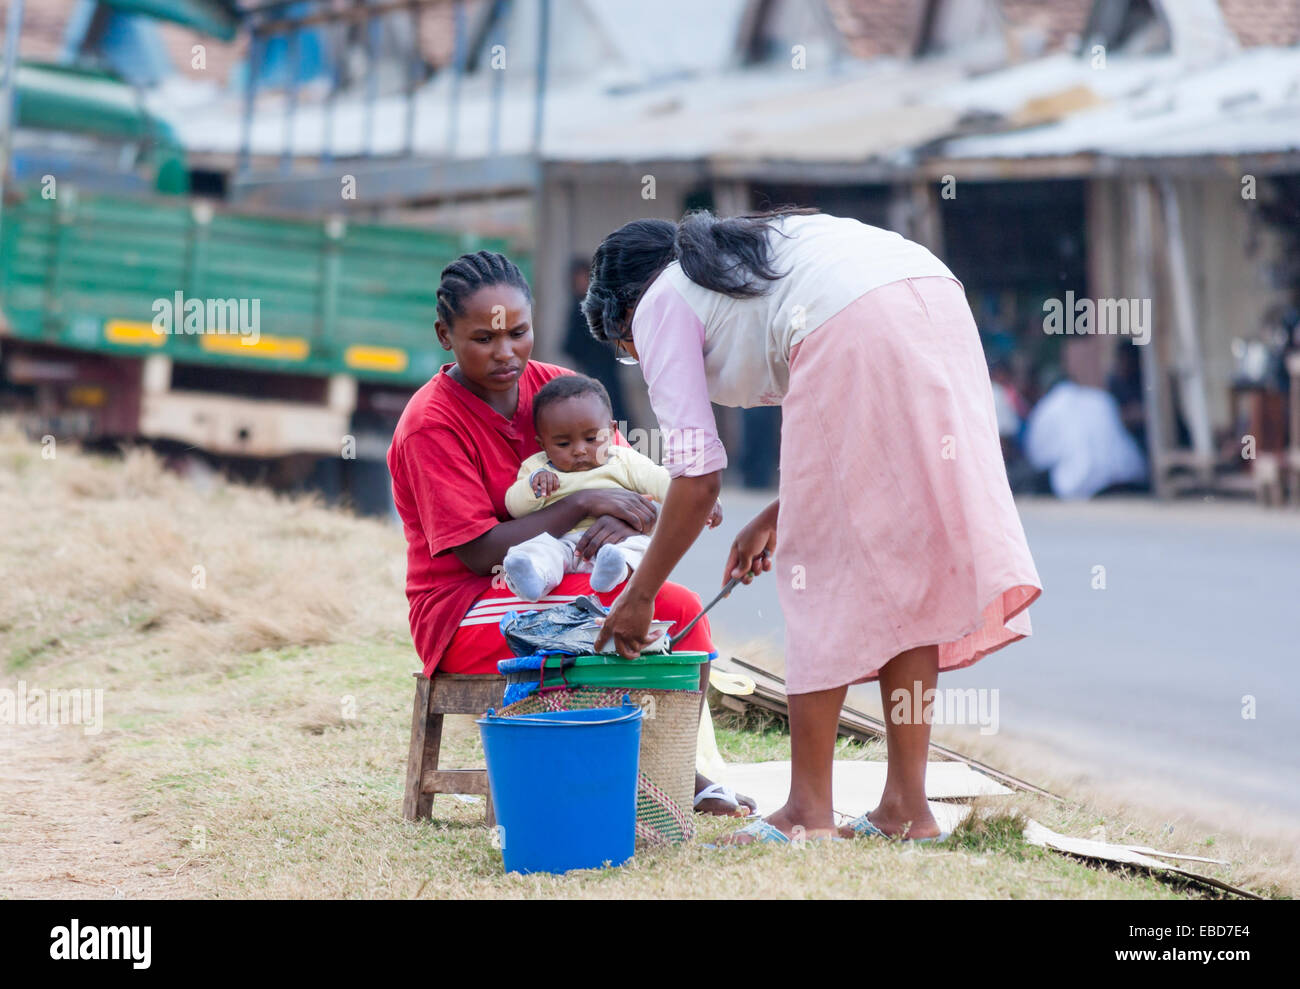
[478,702,643,875]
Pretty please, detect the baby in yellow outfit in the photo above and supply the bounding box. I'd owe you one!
[503,374,721,600]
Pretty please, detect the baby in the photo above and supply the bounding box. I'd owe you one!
[503,374,721,600]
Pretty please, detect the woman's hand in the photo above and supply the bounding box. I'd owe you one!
[592,587,659,659]
[575,488,658,533]
[723,500,778,587]
[573,515,638,562]
[592,471,722,656]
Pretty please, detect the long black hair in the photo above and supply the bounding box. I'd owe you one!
[436,250,532,328]
[583,205,817,343]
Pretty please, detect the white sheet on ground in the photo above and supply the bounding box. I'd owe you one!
[1025,819,1226,867]
[719,760,1010,827]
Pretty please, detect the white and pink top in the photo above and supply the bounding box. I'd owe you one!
[630,212,956,478]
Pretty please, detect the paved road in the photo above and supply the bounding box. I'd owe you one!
[670,490,1300,825]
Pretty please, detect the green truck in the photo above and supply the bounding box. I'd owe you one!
[0,183,509,469]
[0,4,520,509]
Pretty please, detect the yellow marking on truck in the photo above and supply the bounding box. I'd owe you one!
[104,320,166,346]
[67,385,107,407]
[68,385,107,407]
[344,345,409,373]
[199,334,310,360]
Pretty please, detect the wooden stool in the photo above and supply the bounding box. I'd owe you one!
[402,672,505,825]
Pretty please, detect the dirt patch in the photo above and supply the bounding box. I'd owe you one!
[0,724,200,898]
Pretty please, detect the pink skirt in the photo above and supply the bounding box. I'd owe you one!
[776,276,1041,694]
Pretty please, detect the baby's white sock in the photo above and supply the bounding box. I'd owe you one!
[590,543,631,593]
[504,551,552,601]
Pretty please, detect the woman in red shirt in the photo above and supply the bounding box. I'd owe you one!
[387,251,752,816]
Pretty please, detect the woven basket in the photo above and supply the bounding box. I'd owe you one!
[497,686,701,845]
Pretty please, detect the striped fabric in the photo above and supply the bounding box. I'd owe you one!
[457,593,583,627]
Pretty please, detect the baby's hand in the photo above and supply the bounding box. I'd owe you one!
[707,501,724,528]
[531,470,560,498]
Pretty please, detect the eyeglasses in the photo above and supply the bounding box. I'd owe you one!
[611,339,638,366]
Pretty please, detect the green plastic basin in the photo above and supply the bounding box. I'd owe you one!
[537,651,709,691]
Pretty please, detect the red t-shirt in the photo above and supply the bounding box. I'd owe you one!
[388,360,589,674]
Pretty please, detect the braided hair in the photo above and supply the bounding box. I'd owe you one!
[582,205,817,343]
[435,250,532,328]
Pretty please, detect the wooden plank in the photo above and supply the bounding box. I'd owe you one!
[421,769,491,797]
[1130,178,1170,497]
[1026,819,1260,899]
[910,179,945,257]
[428,674,505,715]
[1157,177,1215,483]
[713,655,882,740]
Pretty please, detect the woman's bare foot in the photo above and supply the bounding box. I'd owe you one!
[693,773,757,817]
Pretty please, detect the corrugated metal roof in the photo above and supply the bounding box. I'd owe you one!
[164,51,972,164]
[939,46,1300,159]
[154,3,1300,171]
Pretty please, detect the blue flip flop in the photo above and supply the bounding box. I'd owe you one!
[845,813,951,844]
[704,817,789,849]
[705,817,845,849]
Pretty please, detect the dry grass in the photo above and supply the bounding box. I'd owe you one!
[0,427,1291,899]
[0,427,408,673]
